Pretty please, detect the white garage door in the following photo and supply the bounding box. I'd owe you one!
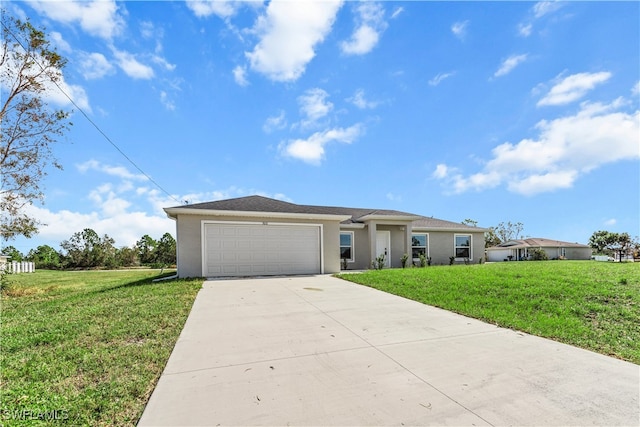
[203,222,321,277]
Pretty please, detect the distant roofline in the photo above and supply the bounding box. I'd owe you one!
[487,238,591,249]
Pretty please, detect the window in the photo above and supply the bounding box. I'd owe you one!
[340,232,354,262]
[412,234,428,260]
[455,234,472,259]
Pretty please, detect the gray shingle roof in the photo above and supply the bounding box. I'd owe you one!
[173,195,419,222]
[411,216,485,231]
[170,195,487,230]
[490,238,590,249]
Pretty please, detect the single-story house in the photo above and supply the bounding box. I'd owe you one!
[486,238,592,262]
[164,195,487,278]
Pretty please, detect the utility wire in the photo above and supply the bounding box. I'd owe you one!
[2,18,183,206]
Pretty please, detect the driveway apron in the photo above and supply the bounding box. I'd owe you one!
[138,275,639,426]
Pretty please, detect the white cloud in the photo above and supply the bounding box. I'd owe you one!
[428,71,455,86]
[493,54,528,78]
[50,31,71,53]
[537,71,612,106]
[347,89,379,109]
[434,98,640,196]
[451,20,469,40]
[386,192,402,202]
[604,218,617,226]
[263,110,287,133]
[340,2,387,55]
[341,25,379,55]
[298,88,333,125]
[518,1,564,38]
[0,47,92,112]
[160,91,176,111]
[507,171,576,195]
[52,79,91,112]
[533,1,563,19]
[390,7,404,20]
[112,48,155,79]
[279,124,363,165]
[140,21,155,39]
[632,81,640,96]
[77,160,148,181]
[186,0,241,19]
[233,65,249,86]
[432,164,450,179]
[518,23,533,37]
[246,0,343,82]
[25,203,174,248]
[79,52,115,80]
[151,55,176,72]
[22,165,291,248]
[29,0,125,40]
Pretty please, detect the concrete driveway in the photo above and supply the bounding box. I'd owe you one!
[139,275,639,426]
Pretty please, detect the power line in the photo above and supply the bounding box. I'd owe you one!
[1,18,183,205]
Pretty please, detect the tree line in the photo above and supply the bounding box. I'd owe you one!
[1,229,176,270]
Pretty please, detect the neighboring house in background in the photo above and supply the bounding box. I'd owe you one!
[486,238,592,262]
[164,195,487,278]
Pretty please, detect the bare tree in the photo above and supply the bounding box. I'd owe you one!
[1,11,72,240]
[494,221,524,243]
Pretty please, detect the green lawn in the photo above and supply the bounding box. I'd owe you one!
[1,270,203,426]
[339,261,640,364]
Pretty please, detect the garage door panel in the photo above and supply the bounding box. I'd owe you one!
[204,223,320,277]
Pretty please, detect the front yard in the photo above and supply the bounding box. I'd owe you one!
[1,270,203,426]
[1,261,638,425]
[339,261,640,364]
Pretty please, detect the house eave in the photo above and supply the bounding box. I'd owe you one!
[164,207,352,222]
[359,214,423,222]
[413,226,489,233]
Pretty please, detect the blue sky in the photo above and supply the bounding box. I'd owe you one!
[4,0,639,254]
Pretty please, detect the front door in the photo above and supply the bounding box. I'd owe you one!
[375,231,391,268]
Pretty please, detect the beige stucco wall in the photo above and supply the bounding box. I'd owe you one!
[173,214,342,278]
[423,231,486,265]
[564,247,592,260]
[343,224,412,270]
[343,226,486,270]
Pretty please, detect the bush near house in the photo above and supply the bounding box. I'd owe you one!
[339,261,640,364]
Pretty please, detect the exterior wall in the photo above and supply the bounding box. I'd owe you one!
[565,247,592,260]
[487,246,592,261]
[175,214,342,278]
[542,246,592,260]
[425,231,486,265]
[175,214,204,278]
[347,227,370,271]
[343,224,412,270]
[487,248,512,262]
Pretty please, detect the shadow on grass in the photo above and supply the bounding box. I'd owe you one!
[93,272,180,294]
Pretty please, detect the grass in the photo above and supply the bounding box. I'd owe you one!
[1,270,203,426]
[338,261,640,364]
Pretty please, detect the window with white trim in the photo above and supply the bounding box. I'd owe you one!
[411,234,428,261]
[455,234,472,260]
[340,231,354,262]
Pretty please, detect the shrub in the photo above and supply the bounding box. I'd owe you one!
[401,253,409,268]
[529,247,549,261]
[372,254,386,270]
[419,253,427,267]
